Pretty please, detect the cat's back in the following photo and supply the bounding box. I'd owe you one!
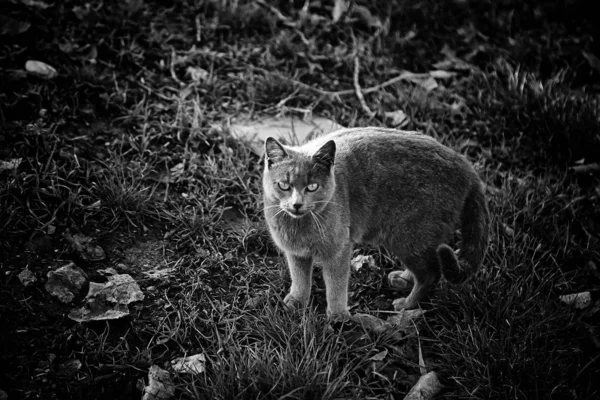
[300,127,471,175]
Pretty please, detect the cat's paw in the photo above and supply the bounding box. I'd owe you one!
[283,293,308,310]
[388,271,413,289]
[392,297,418,310]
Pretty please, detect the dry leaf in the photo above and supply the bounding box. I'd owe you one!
[570,163,600,174]
[368,349,388,362]
[68,274,144,322]
[171,354,206,374]
[186,66,209,82]
[351,254,376,271]
[429,70,457,79]
[560,292,592,309]
[229,115,344,155]
[583,51,600,74]
[384,110,409,127]
[403,371,443,400]
[404,74,438,91]
[332,0,349,23]
[0,158,22,173]
[25,60,58,79]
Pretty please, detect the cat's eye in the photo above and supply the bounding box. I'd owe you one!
[306,183,319,192]
[277,182,291,191]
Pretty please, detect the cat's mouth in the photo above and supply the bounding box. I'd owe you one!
[286,209,307,218]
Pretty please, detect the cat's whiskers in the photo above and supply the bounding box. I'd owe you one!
[312,200,345,210]
[266,206,286,223]
[262,204,281,211]
[309,211,326,241]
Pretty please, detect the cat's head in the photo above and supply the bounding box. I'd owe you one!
[263,137,336,219]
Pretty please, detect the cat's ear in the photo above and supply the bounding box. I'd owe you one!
[264,137,288,168]
[313,140,336,171]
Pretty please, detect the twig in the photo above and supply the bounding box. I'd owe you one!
[170,47,182,85]
[251,65,430,102]
[195,14,202,43]
[353,55,375,117]
[256,0,296,28]
[256,0,309,45]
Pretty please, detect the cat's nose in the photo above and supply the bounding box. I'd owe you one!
[293,203,302,211]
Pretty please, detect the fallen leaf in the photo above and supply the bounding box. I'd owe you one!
[0,158,22,173]
[97,267,118,276]
[332,0,349,23]
[569,163,600,174]
[171,354,206,374]
[560,292,592,309]
[403,371,443,400]
[186,66,209,82]
[68,274,144,322]
[229,115,344,155]
[142,365,175,400]
[583,51,600,74]
[384,110,409,127]
[68,303,130,322]
[25,60,58,79]
[350,313,404,341]
[368,349,388,362]
[403,74,438,91]
[88,274,145,305]
[428,70,457,79]
[351,254,377,272]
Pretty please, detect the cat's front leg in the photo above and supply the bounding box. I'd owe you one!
[321,244,352,318]
[283,252,313,310]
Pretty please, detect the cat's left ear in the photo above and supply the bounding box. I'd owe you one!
[313,140,336,171]
[265,137,288,168]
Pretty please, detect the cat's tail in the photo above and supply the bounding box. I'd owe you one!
[437,183,490,284]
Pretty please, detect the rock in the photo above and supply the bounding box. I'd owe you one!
[142,365,175,400]
[45,263,89,303]
[18,268,37,287]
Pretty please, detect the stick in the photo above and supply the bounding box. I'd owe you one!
[353,55,375,117]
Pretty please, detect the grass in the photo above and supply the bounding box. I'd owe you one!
[1,0,599,399]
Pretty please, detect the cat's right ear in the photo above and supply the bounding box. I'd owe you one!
[265,137,288,168]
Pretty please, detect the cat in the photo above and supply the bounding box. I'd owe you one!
[263,127,489,317]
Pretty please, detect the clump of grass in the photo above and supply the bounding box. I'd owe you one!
[428,167,595,399]
[90,156,160,229]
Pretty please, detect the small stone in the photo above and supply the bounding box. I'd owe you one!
[45,263,89,303]
[18,268,37,287]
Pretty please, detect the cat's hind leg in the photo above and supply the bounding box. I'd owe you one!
[392,251,440,310]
